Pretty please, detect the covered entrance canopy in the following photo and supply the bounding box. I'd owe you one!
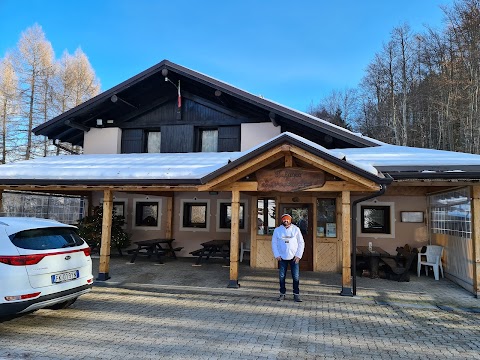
[0,132,391,295]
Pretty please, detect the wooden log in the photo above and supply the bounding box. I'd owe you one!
[341,191,352,295]
[228,189,240,288]
[165,196,173,239]
[98,190,113,281]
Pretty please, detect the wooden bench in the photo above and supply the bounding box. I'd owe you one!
[190,240,230,266]
[129,239,177,264]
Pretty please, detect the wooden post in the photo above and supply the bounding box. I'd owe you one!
[97,190,113,281]
[250,196,257,268]
[166,196,173,239]
[228,188,240,288]
[471,186,480,297]
[340,190,353,296]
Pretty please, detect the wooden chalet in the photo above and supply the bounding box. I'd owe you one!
[0,60,479,297]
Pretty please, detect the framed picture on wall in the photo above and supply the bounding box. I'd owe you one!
[401,211,424,223]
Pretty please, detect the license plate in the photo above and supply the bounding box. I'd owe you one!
[51,270,79,284]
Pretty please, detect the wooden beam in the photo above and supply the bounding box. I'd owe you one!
[97,190,113,281]
[228,188,240,288]
[199,146,286,190]
[471,186,480,297]
[285,154,293,167]
[166,196,173,239]
[0,185,199,192]
[305,181,378,192]
[340,191,352,296]
[217,181,258,192]
[289,145,380,190]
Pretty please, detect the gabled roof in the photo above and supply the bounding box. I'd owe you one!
[33,60,378,148]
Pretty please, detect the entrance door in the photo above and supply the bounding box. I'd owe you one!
[280,204,313,271]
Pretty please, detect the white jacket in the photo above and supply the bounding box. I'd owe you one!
[271,224,305,260]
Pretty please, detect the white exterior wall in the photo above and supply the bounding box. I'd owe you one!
[241,123,281,151]
[83,128,122,154]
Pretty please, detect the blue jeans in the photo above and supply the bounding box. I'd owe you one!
[278,258,300,295]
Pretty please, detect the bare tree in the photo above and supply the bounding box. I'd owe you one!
[51,48,100,155]
[0,54,19,163]
[12,24,55,160]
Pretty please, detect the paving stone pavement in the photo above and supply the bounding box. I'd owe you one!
[0,256,479,360]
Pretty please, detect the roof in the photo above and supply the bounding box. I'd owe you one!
[33,60,378,148]
[339,145,480,179]
[3,132,480,187]
[0,133,388,186]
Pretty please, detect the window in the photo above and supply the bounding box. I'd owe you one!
[147,131,161,153]
[200,129,218,152]
[113,201,125,217]
[316,198,336,237]
[361,205,391,234]
[134,201,159,227]
[357,201,395,238]
[257,198,276,235]
[183,202,208,228]
[219,203,245,229]
[11,227,85,250]
[429,187,471,238]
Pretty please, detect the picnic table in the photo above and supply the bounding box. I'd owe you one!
[190,239,230,266]
[356,246,392,278]
[129,238,183,264]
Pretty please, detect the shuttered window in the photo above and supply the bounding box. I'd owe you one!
[147,132,161,153]
[201,130,218,152]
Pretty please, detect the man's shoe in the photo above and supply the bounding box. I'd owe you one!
[294,295,303,302]
[277,294,286,301]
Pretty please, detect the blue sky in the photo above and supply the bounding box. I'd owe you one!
[0,0,451,112]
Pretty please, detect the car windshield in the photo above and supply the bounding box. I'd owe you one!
[10,227,85,250]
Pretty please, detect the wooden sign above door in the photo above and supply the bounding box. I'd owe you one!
[256,168,326,192]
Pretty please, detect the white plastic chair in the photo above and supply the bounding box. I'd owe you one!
[240,241,251,262]
[417,245,444,280]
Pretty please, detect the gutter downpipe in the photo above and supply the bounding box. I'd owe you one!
[351,183,387,296]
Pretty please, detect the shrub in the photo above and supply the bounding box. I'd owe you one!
[77,206,131,252]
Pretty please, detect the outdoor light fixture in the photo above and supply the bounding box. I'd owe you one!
[96,119,103,126]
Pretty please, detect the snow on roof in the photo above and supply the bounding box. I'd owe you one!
[337,144,480,168]
[1,134,480,183]
[0,152,244,180]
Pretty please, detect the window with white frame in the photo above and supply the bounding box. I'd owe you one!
[133,199,161,229]
[357,201,395,238]
[180,199,210,231]
[217,201,246,231]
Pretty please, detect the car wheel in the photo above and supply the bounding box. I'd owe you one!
[45,297,78,310]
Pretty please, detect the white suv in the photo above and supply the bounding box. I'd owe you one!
[0,217,93,317]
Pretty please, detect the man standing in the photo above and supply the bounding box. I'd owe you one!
[272,213,305,302]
